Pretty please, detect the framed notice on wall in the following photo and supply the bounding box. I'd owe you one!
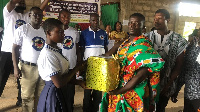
[41,0,101,23]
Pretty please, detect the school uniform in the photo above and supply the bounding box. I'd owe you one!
[37,44,69,112]
[58,26,80,112]
[13,23,46,112]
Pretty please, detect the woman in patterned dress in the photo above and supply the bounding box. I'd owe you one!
[110,21,128,42]
[100,13,165,112]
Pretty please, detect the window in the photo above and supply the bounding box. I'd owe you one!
[178,2,200,17]
[183,22,196,39]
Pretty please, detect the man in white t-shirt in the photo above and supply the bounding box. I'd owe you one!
[58,9,81,112]
[0,0,29,106]
[0,0,50,107]
[12,7,46,112]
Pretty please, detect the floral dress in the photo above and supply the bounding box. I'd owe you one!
[100,35,165,112]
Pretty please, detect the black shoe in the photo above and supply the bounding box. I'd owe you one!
[16,100,22,106]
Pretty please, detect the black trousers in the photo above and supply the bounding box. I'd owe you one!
[17,78,22,101]
[0,52,13,96]
[0,52,21,101]
[83,89,102,112]
[184,98,200,112]
[156,95,170,112]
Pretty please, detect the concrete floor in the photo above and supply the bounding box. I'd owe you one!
[0,75,184,112]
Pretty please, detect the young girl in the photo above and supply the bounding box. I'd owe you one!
[37,18,85,112]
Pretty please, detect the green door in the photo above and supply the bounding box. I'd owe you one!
[0,0,9,27]
[101,3,119,30]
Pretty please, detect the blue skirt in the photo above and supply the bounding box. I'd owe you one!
[37,80,66,112]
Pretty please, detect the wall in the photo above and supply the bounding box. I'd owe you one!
[177,17,200,35]
[120,0,200,35]
[25,0,41,11]
[120,0,180,33]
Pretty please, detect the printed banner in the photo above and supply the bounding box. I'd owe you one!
[42,0,101,23]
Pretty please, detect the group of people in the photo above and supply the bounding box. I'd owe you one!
[0,0,49,110]
[0,0,85,112]
[1,0,200,112]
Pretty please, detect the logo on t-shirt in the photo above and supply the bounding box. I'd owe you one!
[15,19,26,29]
[32,36,45,51]
[99,35,105,40]
[62,36,74,50]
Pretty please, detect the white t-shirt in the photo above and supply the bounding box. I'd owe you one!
[58,26,80,69]
[37,44,69,81]
[1,4,29,52]
[13,23,46,64]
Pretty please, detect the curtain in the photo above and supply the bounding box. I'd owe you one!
[101,4,119,30]
[69,22,77,28]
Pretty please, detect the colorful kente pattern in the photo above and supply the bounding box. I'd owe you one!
[100,35,165,112]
